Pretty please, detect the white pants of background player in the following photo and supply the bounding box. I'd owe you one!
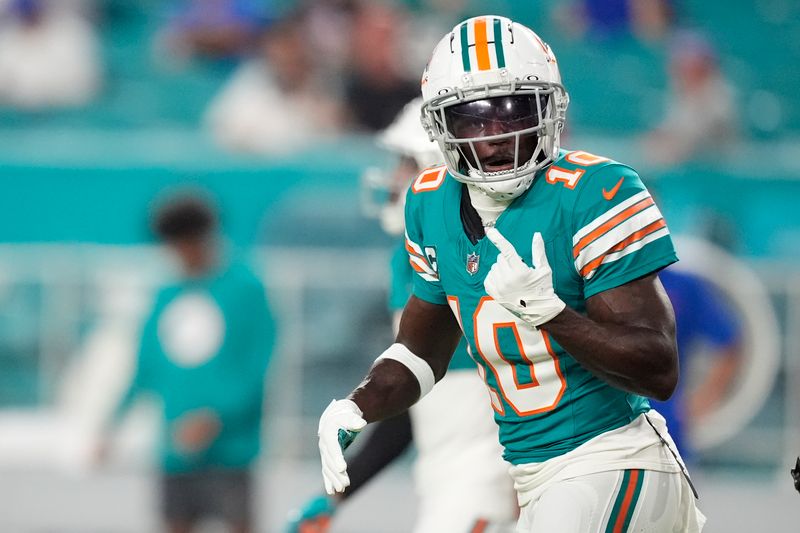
[511,411,705,533]
[410,369,518,533]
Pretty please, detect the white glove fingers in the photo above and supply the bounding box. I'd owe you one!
[484,264,503,299]
[319,435,347,471]
[318,399,367,496]
[531,232,549,270]
[321,462,348,493]
[320,450,348,493]
[322,472,344,495]
[484,227,520,261]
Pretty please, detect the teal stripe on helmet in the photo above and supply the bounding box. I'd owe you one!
[493,18,506,68]
[460,23,471,72]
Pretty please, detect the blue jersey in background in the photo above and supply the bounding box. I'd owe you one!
[655,266,741,459]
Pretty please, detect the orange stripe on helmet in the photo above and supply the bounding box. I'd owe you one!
[474,18,491,71]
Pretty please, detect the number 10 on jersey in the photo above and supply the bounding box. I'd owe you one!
[448,296,566,417]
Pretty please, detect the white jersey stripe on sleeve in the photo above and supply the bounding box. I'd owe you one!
[415,270,439,282]
[409,255,437,277]
[405,232,425,257]
[582,227,671,279]
[572,191,651,245]
[574,204,664,272]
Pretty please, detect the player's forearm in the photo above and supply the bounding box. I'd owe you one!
[348,359,423,423]
[349,297,461,422]
[541,306,678,400]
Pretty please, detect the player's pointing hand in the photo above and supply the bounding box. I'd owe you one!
[483,227,566,328]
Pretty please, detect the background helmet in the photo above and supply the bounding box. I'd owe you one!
[379,97,443,170]
[361,97,443,235]
[421,16,569,200]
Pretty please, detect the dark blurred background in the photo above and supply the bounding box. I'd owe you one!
[0,0,798,531]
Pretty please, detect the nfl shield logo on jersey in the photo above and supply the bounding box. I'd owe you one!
[466,252,480,275]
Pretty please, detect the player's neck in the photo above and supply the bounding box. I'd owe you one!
[466,184,513,226]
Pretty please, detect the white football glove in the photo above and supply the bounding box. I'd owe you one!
[483,227,566,328]
[317,399,367,495]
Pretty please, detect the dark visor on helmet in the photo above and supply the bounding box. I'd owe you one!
[444,94,549,139]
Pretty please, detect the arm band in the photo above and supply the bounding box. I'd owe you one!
[374,343,436,399]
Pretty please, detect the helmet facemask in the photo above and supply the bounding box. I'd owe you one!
[423,81,567,200]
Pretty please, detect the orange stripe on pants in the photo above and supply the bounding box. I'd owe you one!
[612,469,640,533]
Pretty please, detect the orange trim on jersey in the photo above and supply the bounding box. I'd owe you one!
[408,258,427,273]
[473,297,507,416]
[565,150,608,166]
[447,295,464,332]
[578,218,666,277]
[612,470,641,533]
[474,18,491,71]
[474,297,565,418]
[411,165,446,194]
[545,166,585,189]
[494,322,540,389]
[449,295,503,413]
[405,238,425,260]
[572,197,655,258]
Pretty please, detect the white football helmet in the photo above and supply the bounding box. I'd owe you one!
[421,16,569,200]
[361,97,443,235]
[380,97,443,170]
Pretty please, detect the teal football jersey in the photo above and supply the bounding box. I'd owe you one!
[404,150,678,464]
[389,239,475,370]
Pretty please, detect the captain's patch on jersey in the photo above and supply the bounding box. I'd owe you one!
[406,232,439,281]
[424,246,438,272]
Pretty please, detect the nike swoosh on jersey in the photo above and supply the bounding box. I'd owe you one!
[602,177,625,201]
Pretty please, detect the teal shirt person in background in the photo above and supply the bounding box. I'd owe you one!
[105,192,275,533]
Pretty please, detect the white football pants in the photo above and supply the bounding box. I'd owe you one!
[516,469,702,533]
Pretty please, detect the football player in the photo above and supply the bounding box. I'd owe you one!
[318,16,706,532]
[287,99,517,533]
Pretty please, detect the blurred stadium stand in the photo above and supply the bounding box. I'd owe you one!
[0,0,799,532]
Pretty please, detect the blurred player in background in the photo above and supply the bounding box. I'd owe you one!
[99,193,275,533]
[287,98,517,533]
[656,264,743,460]
[316,16,705,532]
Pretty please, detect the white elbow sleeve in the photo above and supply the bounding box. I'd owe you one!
[374,343,436,399]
